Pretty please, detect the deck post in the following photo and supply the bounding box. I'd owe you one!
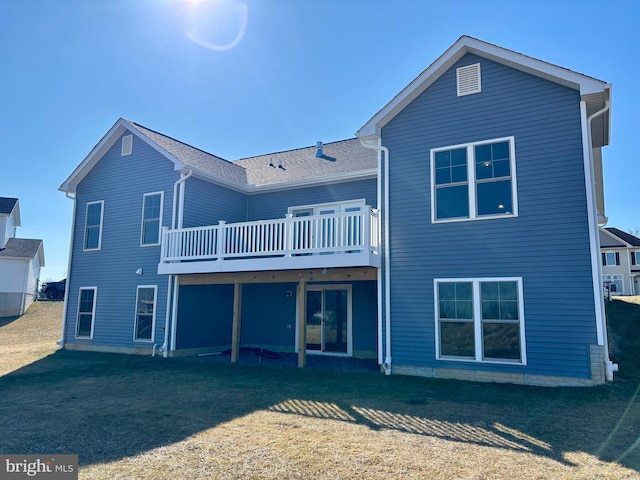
[231,282,242,363]
[297,278,306,368]
[216,221,226,261]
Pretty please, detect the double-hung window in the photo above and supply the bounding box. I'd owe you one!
[436,278,525,364]
[141,192,163,246]
[432,137,517,222]
[633,251,640,266]
[602,252,620,266]
[84,201,104,251]
[134,286,157,342]
[76,287,97,338]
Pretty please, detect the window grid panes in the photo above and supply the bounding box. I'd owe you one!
[432,138,515,222]
[141,193,162,245]
[84,202,103,250]
[135,287,156,341]
[437,279,523,364]
[76,288,96,338]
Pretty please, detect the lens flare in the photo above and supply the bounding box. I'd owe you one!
[186,0,248,52]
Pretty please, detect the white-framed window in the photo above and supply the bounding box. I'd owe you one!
[121,134,133,156]
[76,287,97,339]
[602,251,620,266]
[431,137,518,223]
[435,278,526,364]
[603,275,624,295]
[84,201,104,251]
[631,251,640,267]
[140,192,163,246]
[134,286,157,342]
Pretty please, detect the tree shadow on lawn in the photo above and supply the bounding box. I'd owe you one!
[0,349,639,473]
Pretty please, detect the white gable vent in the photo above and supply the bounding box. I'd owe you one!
[121,134,133,156]
[456,63,481,96]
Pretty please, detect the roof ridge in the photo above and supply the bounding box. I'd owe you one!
[131,121,234,165]
[234,138,357,162]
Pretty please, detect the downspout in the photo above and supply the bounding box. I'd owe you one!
[20,259,29,315]
[162,170,193,357]
[582,99,617,381]
[58,192,76,348]
[360,138,392,375]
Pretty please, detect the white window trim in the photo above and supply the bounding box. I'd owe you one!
[634,251,640,265]
[121,134,133,156]
[604,251,619,266]
[430,136,518,224]
[434,277,527,365]
[140,191,164,247]
[83,200,104,251]
[133,285,158,342]
[288,199,366,216]
[603,274,624,295]
[75,286,97,339]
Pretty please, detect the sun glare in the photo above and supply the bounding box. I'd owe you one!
[184,0,248,52]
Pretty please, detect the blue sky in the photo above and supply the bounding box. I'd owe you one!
[0,0,637,280]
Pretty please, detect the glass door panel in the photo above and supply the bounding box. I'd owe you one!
[323,289,348,353]
[305,290,322,351]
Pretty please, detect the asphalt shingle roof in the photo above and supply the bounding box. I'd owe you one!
[605,228,640,247]
[128,121,248,185]
[0,238,42,260]
[234,139,378,186]
[0,197,18,215]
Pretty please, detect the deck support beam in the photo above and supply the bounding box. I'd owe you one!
[231,282,243,363]
[297,278,306,368]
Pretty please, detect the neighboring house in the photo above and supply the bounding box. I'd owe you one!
[600,227,640,296]
[0,197,45,317]
[59,36,616,386]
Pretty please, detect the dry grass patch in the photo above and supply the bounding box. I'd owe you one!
[1,300,640,479]
[0,301,62,375]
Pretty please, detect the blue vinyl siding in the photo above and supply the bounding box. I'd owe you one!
[64,132,177,348]
[247,179,377,220]
[382,54,596,378]
[176,284,234,349]
[182,177,247,228]
[241,283,297,348]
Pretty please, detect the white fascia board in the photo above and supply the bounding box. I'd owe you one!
[357,35,608,138]
[59,118,186,194]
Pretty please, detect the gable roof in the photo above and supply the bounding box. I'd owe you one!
[0,238,44,265]
[60,119,377,194]
[603,228,640,247]
[0,197,21,226]
[234,139,377,187]
[357,35,611,146]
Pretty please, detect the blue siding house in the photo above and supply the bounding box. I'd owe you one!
[59,36,615,386]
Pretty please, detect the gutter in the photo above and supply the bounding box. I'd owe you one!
[359,138,392,375]
[162,170,192,357]
[58,192,76,347]
[581,99,617,381]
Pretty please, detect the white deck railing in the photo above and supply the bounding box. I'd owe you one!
[160,208,380,265]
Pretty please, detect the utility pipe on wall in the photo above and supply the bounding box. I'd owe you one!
[360,138,392,375]
[583,99,618,381]
[162,170,193,357]
[58,192,77,347]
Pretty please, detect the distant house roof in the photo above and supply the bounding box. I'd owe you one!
[358,35,610,147]
[604,228,640,247]
[60,118,377,194]
[0,197,18,215]
[0,238,45,265]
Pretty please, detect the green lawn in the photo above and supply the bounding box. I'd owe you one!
[1,300,640,479]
